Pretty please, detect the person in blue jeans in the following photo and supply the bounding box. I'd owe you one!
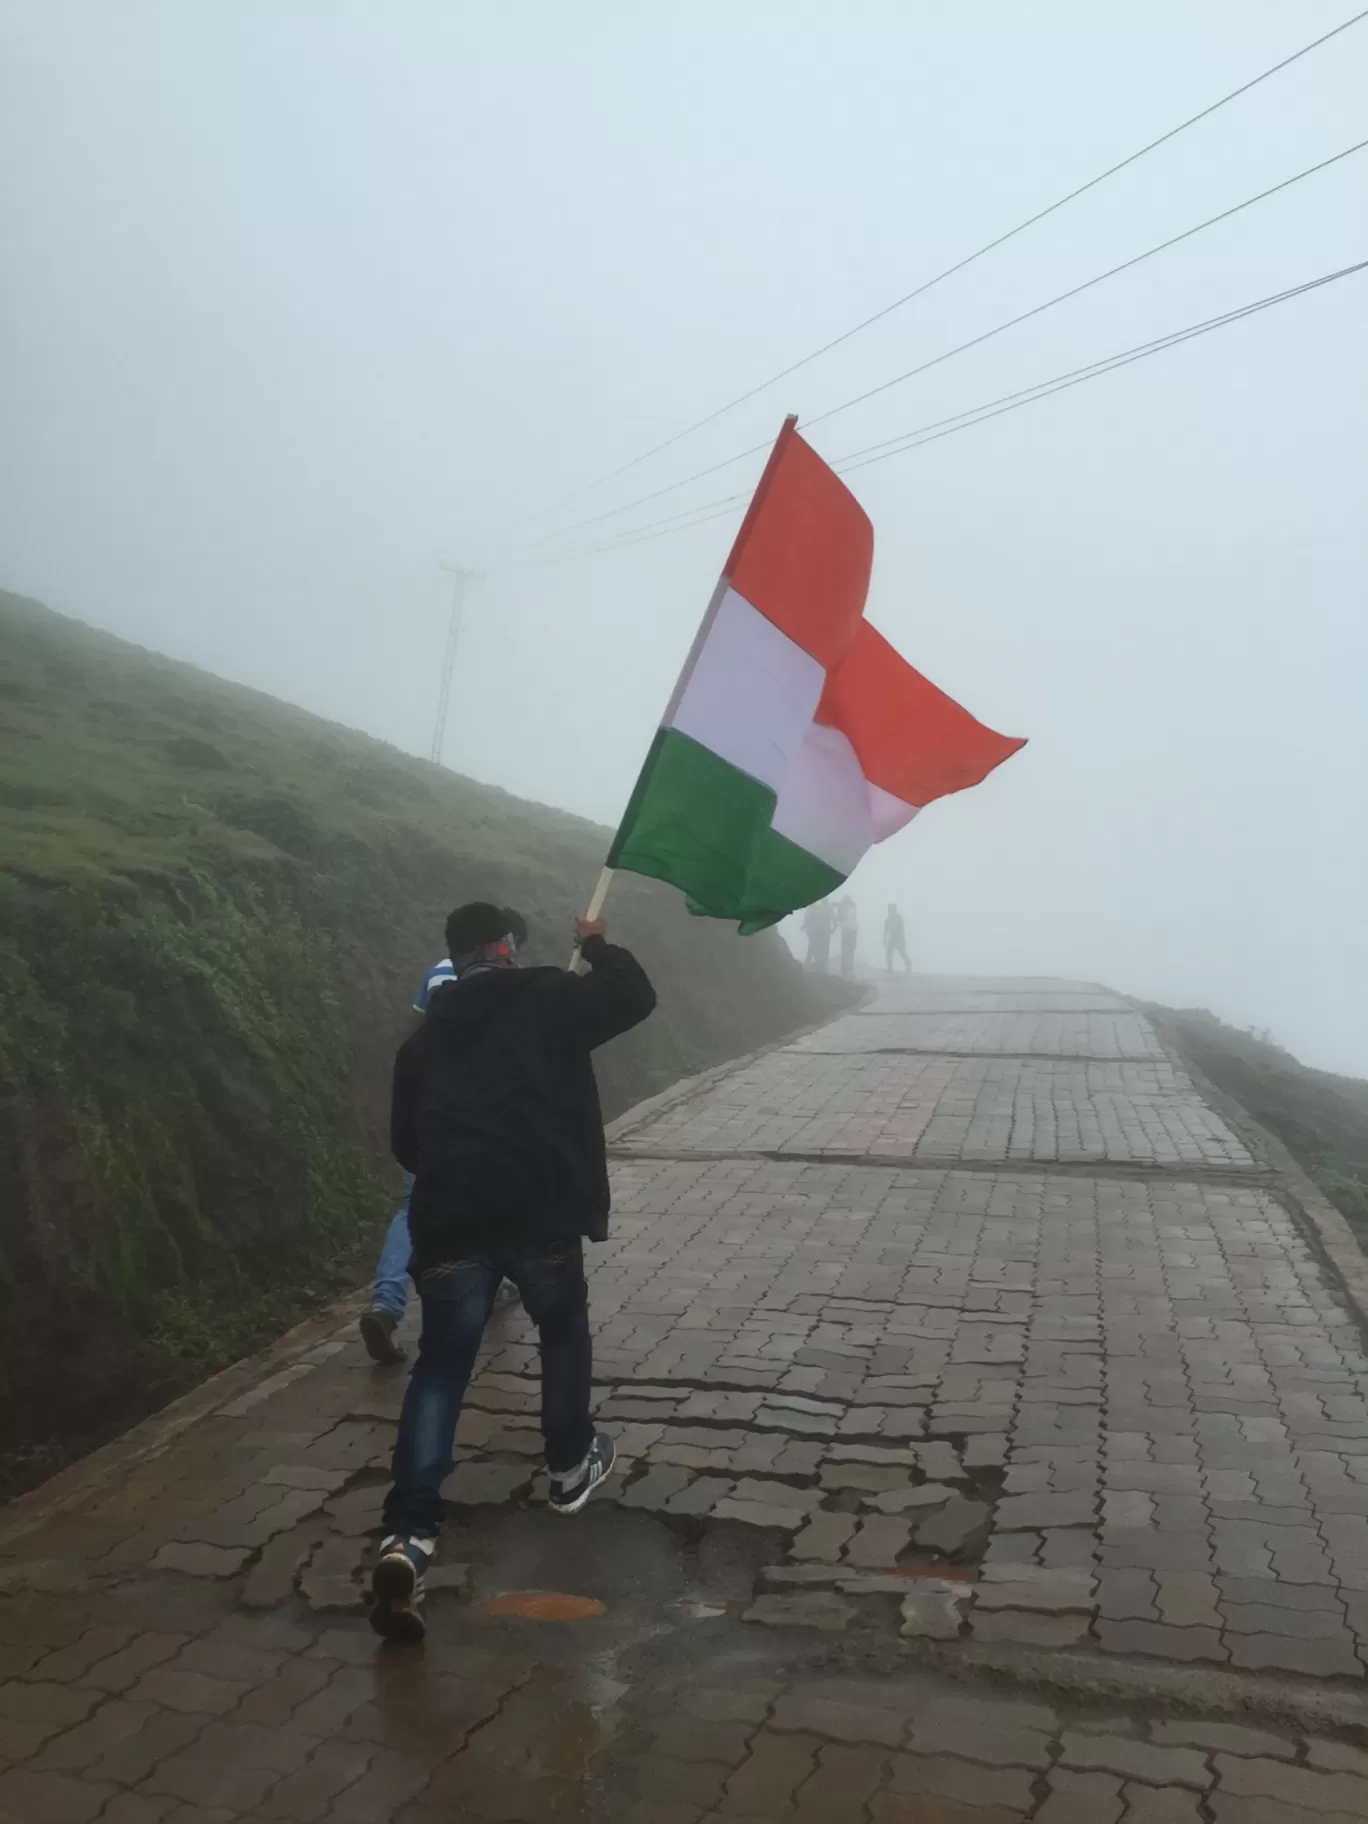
[369,900,655,1642]
[358,915,527,1366]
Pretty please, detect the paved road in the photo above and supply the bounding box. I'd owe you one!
[4,975,1368,1821]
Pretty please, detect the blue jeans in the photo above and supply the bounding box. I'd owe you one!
[382,1240,594,1538]
[370,1176,414,1318]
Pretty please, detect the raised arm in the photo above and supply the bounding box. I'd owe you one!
[564,920,657,1050]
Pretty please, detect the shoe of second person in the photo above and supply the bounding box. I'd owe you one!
[547,1431,617,1516]
[369,1534,435,1643]
[359,1306,407,1365]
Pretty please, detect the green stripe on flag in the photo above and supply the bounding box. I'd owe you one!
[608,729,843,932]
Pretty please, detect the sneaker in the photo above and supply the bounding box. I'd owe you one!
[547,1431,617,1516]
[369,1534,435,1642]
[359,1306,406,1365]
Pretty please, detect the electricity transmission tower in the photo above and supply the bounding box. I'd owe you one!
[430,567,473,766]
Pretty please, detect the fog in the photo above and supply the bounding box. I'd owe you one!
[2,3,1365,1071]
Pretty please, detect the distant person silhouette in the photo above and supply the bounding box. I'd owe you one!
[835,895,859,978]
[884,902,911,973]
[802,899,833,972]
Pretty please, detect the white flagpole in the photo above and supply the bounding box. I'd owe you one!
[568,865,615,971]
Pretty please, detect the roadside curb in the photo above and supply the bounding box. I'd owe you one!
[1141,1001,1368,1341]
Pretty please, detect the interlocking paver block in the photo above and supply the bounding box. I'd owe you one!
[1059,1731,1212,1789]
[975,1571,1094,1612]
[1305,1740,1368,1776]
[1120,1786,1206,1822]
[1225,1633,1365,1677]
[900,1582,973,1640]
[1032,1768,1125,1823]
[1212,1753,1368,1813]
[995,1491,1098,1531]
[885,1751,1037,1811]
[914,1497,992,1556]
[790,1512,859,1562]
[742,1594,854,1631]
[791,1742,891,1824]
[721,1730,821,1813]
[1094,1620,1227,1662]
[910,1697,1054,1769]
[843,1517,913,1570]
[0,1766,114,1822]
[1150,1722,1295,1760]
[970,1608,1090,1646]
[770,1695,903,1747]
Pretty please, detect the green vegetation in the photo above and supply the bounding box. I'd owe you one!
[1150,1003,1368,1236]
[0,591,836,1493]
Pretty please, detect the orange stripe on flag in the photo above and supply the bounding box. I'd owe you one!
[816,621,1026,808]
[724,420,872,672]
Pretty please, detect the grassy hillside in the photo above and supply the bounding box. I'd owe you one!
[1149,1004,1368,1235]
[0,590,843,1493]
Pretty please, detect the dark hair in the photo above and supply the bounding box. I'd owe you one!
[446,901,518,955]
[503,908,528,949]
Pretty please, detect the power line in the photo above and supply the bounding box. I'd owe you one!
[520,136,1368,551]
[835,258,1368,474]
[525,7,1368,519]
[802,137,1368,433]
[509,254,1367,568]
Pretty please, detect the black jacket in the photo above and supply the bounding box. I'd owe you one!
[391,935,656,1268]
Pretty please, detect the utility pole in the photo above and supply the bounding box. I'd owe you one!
[429,566,472,766]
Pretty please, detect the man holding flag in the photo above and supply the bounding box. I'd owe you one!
[370,902,655,1643]
[372,415,1021,1642]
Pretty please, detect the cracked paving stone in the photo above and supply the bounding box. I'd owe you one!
[885,1751,1038,1812]
[665,1477,736,1517]
[713,1497,813,1530]
[148,1543,251,1578]
[770,1694,903,1746]
[742,1593,854,1631]
[863,1482,956,1514]
[1030,1768,1125,1823]
[0,1767,115,1821]
[1150,1721,1296,1760]
[843,1517,913,1569]
[970,1608,1090,1646]
[913,1496,992,1556]
[1120,1788,1205,1823]
[899,1581,973,1639]
[974,1570,1095,1612]
[993,1490,1099,1530]
[621,1466,696,1511]
[1059,1731,1212,1789]
[1225,1632,1365,1677]
[1212,1753,1368,1813]
[909,1697,1055,1768]
[1094,1619,1228,1662]
[790,1512,859,1561]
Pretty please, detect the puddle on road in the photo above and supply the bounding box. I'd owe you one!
[483,1590,608,1621]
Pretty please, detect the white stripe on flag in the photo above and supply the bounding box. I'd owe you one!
[668,587,824,795]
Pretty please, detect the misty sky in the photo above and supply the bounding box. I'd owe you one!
[2,2,1365,1071]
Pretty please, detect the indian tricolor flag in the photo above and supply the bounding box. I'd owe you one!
[606,417,1025,932]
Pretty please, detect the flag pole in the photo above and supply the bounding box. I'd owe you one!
[567,413,800,969]
[567,865,615,970]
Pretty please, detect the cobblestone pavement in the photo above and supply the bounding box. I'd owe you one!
[5,974,1368,1820]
